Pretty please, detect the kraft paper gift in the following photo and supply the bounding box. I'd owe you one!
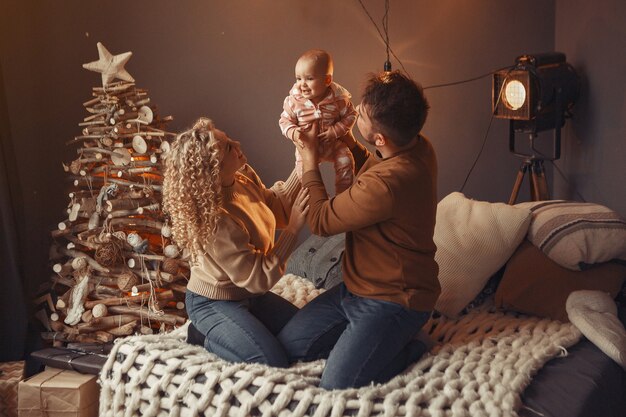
[18,368,98,417]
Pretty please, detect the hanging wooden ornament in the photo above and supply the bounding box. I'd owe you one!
[159,141,171,159]
[69,160,81,175]
[94,241,121,267]
[161,258,179,275]
[111,148,132,166]
[137,106,154,124]
[132,135,148,154]
[161,224,172,238]
[117,270,138,292]
[71,257,88,271]
[163,244,180,258]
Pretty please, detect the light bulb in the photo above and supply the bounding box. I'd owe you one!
[504,80,526,110]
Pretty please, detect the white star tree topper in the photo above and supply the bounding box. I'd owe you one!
[82,42,135,87]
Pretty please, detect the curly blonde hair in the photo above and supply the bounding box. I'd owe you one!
[163,117,223,259]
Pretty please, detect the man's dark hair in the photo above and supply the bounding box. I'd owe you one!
[361,71,429,147]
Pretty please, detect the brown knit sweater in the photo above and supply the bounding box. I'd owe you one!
[302,136,440,311]
[186,165,300,300]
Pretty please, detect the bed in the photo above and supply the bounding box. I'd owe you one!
[98,194,626,417]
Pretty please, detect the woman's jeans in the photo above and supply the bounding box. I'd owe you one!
[186,291,298,367]
[278,283,431,389]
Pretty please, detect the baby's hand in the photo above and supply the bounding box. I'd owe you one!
[318,129,333,143]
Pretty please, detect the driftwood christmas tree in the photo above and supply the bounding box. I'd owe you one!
[44,42,189,345]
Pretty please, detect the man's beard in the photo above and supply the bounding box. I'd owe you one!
[362,132,377,146]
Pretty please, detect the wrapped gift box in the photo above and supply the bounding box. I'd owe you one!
[30,347,109,376]
[0,361,24,417]
[18,368,98,417]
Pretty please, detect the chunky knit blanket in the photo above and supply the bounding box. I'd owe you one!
[99,275,582,417]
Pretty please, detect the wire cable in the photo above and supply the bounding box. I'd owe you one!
[383,0,391,68]
[459,113,495,193]
[356,0,410,74]
[424,65,514,90]
[548,160,587,202]
[459,70,512,192]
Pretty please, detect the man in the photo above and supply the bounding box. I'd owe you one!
[278,71,440,389]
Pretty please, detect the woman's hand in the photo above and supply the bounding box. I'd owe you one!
[286,188,310,234]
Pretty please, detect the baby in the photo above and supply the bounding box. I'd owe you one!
[279,49,357,194]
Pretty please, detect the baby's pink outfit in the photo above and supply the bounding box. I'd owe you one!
[279,82,357,194]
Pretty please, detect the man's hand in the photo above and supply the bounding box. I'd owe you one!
[297,122,320,172]
[338,131,358,150]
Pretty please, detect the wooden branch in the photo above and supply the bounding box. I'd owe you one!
[81,310,94,323]
[52,261,73,277]
[130,283,151,293]
[75,314,137,332]
[92,166,159,177]
[59,247,110,273]
[105,197,153,212]
[94,82,134,93]
[108,203,160,219]
[53,216,164,238]
[51,275,75,288]
[169,283,188,295]
[84,111,108,122]
[79,147,132,166]
[84,290,174,309]
[107,305,186,326]
[41,331,77,343]
[76,332,111,343]
[50,319,79,335]
[123,265,177,284]
[92,284,123,298]
[92,303,108,318]
[83,97,101,107]
[70,175,163,191]
[107,320,138,336]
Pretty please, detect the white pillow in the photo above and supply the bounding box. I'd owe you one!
[515,200,626,270]
[434,192,531,318]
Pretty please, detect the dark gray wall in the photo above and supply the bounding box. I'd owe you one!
[5,0,604,296]
[554,0,626,215]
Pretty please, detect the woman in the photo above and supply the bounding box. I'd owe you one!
[163,117,309,367]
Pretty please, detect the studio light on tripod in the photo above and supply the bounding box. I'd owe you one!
[493,52,580,137]
[492,52,581,205]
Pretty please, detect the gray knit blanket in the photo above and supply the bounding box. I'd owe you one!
[99,274,582,417]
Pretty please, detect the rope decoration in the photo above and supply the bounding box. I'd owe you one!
[99,275,582,417]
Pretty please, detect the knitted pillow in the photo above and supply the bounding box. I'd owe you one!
[433,192,531,318]
[515,200,626,270]
[495,240,626,322]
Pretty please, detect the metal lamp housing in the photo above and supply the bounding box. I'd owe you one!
[492,52,579,134]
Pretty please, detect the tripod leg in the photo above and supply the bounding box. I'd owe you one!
[530,161,549,201]
[508,163,528,205]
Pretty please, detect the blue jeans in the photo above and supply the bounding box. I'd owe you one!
[186,291,298,367]
[278,283,431,389]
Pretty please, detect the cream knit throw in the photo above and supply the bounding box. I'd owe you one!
[99,275,582,417]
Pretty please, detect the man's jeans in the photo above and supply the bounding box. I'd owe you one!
[278,283,430,389]
[186,291,298,367]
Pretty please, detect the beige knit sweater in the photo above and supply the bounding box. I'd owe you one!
[186,165,300,300]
